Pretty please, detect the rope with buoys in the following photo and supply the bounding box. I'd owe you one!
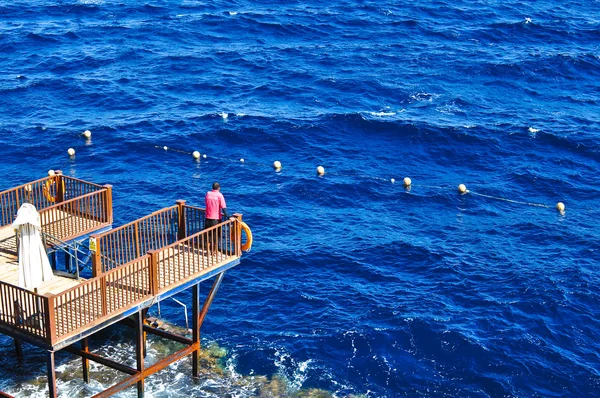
[150,144,569,215]
[48,139,572,217]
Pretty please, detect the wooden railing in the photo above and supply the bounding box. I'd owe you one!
[184,204,207,238]
[0,174,106,228]
[93,202,205,275]
[39,187,112,243]
[51,256,151,342]
[48,217,241,344]
[93,205,178,274]
[0,281,50,341]
[152,217,240,293]
[62,176,105,199]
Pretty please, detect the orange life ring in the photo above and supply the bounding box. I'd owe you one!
[240,221,253,252]
[43,178,65,203]
[231,220,253,252]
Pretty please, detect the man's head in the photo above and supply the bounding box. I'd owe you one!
[212,182,220,191]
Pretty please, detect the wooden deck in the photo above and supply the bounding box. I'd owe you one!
[0,183,246,347]
[50,245,236,341]
[0,178,250,397]
[0,176,114,349]
[0,226,85,295]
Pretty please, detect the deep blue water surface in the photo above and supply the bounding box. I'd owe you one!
[0,1,599,396]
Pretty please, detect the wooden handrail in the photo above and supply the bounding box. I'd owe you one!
[151,217,241,293]
[39,189,110,243]
[0,176,105,195]
[93,205,179,240]
[182,204,206,212]
[94,203,207,274]
[0,280,51,342]
[0,176,53,194]
[154,218,237,253]
[39,189,105,213]
[61,175,106,190]
[1,175,108,228]
[51,255,152,341]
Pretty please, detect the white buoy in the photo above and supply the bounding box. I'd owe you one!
[240,158,245,163]
[458,184,468,194]
[83,130,92,138]
[390,178,395,184]
[273,160,282,170]
[67,148,75,156]
[192,151,200,159]
[556,202,565,213]
[317,166,325,176]
[203,154,207,158]
[48,170,55,177]
[403,177,412,187]
[163,146,168,150]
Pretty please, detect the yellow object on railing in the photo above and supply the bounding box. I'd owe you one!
[43,177,65,203]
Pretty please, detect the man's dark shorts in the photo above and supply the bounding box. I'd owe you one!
[205,218,219,229]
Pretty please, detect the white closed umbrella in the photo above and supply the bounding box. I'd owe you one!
[11,203,54,289]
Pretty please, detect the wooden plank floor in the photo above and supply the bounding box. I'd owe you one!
[41,208,106,242]
[156,243,235,290]
[0,225,85,295]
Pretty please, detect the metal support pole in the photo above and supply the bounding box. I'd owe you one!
[192,283,200,378]
[47,351,57,398]
[14,339,22,359]
[82,337,90,383]
[142,308,148,359]
[198,272,226,329]
[135,310,144,397]
[74,242,80,280]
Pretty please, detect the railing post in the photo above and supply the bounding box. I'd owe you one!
[100,276,108,317]
[103,184,113,224]
[233,213,243,256]
[91,234,102,277]
[148,251,159,295]
[135,222,141,259]
[44,294,56,346]
[176,200,187,241]
[55,170,64,203]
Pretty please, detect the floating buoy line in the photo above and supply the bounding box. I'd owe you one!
[48,133,568,215]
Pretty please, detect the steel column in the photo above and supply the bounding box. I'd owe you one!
[192,283,200,377]
[135,311,144,397]
[46,351,57,398]
[81,337,90,383]
[198,272,226,328]
[13,339,22,359]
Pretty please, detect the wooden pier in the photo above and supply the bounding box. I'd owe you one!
[0,174,250,397]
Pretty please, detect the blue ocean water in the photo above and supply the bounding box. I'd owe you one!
[1,0,599,396]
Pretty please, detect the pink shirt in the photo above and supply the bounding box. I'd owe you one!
[205,190,227,220]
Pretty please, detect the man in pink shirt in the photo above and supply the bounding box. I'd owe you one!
[205,182,234,255]
[205,182,232,229]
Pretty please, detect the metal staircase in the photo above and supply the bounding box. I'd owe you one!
[41,232,93,279]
